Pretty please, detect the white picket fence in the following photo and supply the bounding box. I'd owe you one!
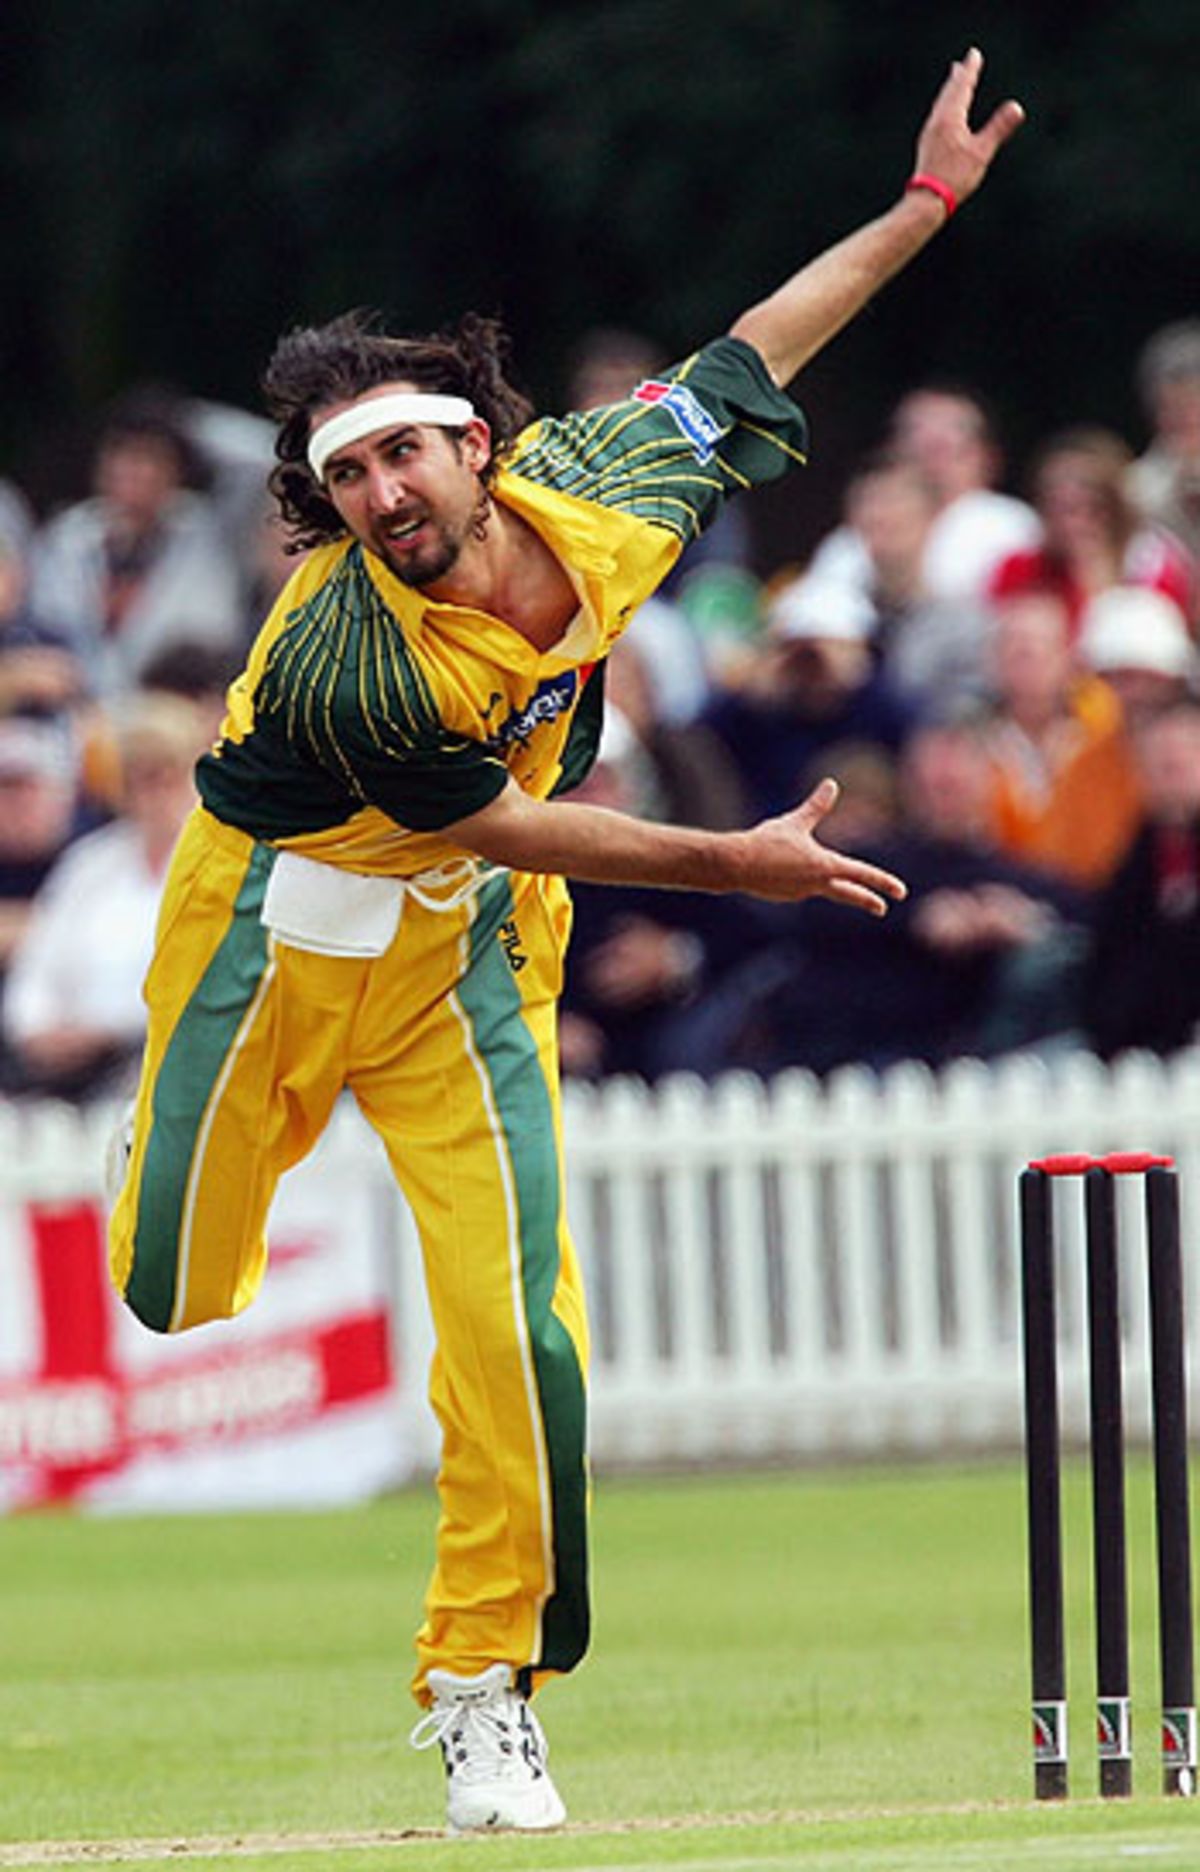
[554,1051,1200,1469]
[6,1047,1200,1475]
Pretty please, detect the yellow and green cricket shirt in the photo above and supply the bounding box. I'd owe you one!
[195,336,807,862]
[111,339,805,1688]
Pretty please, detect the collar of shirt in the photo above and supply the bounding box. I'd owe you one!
[359,466,665,677]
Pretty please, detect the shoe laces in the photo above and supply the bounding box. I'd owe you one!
[410,1672,548,1785]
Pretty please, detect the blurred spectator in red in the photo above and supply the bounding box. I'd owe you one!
[810,383,1041,607]
[980,587,1121,873]
[29,388,243,699]
[699,574,915,824]
[1128,321,1200,568]
[2,692,205,1100]
[989,426,1196,634]
[1082,696,1200,1060]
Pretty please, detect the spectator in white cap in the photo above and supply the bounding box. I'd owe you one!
[992,586,1198,889]
[1077,584,1198,706]
[698,572,917,823]
[773,570,878,641]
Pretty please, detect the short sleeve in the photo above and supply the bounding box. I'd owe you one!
[508,337,808,547]
[661,337,810,487]
[335,718,510,833]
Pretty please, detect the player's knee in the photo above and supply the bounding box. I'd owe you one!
[528,1306,587,1402]
[109,1207,188,1335]
[119,1283,174,1335]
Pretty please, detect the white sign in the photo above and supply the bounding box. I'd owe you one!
[0,1127,411,1512]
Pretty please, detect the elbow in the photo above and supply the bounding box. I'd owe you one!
[728,312,800,388]
[728,313,780,382]
[445,821,519,871]
[441,785,538,873]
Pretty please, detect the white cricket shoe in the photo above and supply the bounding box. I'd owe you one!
[410,1663,566,1834]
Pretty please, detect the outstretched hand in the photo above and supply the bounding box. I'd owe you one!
[914,47,1026,208]
[734,778,908,914]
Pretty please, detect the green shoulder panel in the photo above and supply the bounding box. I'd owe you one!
[510,336,808,544]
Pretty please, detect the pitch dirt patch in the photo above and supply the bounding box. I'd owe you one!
[0,1804,1019,1867]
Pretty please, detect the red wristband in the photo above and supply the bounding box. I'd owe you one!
[906,172,957,218]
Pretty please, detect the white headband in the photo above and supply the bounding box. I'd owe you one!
[307,392,476,480]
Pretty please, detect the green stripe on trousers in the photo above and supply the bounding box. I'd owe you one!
[459,876,591,1677]
[124,844,275,1333]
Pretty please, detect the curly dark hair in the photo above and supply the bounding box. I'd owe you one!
[262,309,536,552]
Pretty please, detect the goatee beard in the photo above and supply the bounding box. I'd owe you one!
[381,526,461,589]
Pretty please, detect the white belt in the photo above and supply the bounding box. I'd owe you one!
[260,849,506,957]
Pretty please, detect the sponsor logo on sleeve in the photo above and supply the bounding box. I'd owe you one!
[633,378,727,465]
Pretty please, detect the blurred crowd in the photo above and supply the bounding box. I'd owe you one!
[0,387,279,1101]
[4,317,1200,1104]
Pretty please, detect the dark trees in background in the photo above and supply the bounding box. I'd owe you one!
[1,0,1195,560]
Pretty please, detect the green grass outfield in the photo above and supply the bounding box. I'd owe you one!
[2,1461,1198,1869]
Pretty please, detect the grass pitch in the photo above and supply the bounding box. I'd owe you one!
[1,1461,1198,1868]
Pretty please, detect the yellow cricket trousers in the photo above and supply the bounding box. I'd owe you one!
[108,808,590,1700]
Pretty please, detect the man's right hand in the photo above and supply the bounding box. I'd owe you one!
[911,47,1026,213]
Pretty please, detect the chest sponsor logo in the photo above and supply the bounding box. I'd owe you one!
[486,671,579,752]
[633,379,726,465]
